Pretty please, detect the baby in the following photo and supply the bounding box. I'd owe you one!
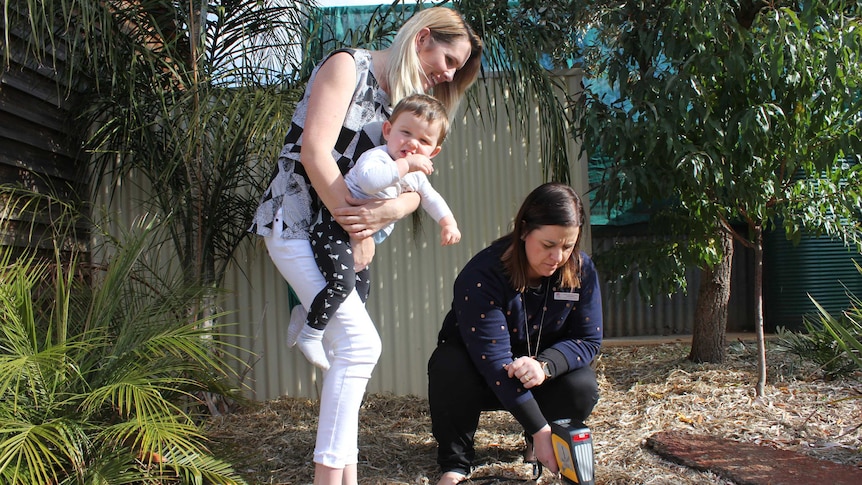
[289,93,460,369]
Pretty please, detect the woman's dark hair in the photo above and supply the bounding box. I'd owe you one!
[501,182,586,291]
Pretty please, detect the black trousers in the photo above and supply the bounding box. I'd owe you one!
[308,208,370,330]
[427,341,599,475]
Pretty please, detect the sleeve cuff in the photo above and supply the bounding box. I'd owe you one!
[510,398,547,435]
[537,347,568,378]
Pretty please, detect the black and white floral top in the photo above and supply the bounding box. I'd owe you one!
[249,49,392,239]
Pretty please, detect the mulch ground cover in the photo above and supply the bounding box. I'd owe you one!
[206,340,862,484]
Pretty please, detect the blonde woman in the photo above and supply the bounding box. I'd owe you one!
[248,7,482,485]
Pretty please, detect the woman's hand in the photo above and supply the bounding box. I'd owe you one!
[532,425,559,474]
[332,193,421,238]
[505,356,547,389]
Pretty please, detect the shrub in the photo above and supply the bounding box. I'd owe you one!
[777,263,862,380]
[0,222,248,485]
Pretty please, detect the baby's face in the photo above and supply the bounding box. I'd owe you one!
[385,113,442,160]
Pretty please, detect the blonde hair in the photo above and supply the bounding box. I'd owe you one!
[386,7,483,118]
[388,93,450,143]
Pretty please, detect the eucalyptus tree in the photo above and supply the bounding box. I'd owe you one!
[575,0,862,395]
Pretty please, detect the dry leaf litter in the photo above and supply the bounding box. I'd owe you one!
[206,340,862,484]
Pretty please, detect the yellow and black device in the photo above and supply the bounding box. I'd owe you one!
[550,419,595,485]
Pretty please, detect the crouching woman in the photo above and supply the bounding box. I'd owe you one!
[428,182,602,485]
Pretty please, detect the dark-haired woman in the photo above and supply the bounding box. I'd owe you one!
[428,182,602,485]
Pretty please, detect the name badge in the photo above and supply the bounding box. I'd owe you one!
[555,292,579,302]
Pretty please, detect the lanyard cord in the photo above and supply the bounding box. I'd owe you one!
[522,282,550,358]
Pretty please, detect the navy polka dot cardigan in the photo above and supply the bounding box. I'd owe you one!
[436,238,603,433]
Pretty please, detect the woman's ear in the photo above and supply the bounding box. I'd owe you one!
[415,27,431,50]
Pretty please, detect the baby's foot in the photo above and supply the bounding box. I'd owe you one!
[286,305,307,348]
[296,326,330,370]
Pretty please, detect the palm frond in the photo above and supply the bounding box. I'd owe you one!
[811,274,862,370]
[0,418,86,485]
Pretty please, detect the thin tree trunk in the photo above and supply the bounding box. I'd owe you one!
[689,230,734,363]
[754,225,766,397]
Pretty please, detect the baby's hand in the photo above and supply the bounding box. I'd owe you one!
[440,224,461,246]
[351,236,375,271]
[405,154,434,175]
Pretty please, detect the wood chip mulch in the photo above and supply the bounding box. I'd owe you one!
[206,340,862,484]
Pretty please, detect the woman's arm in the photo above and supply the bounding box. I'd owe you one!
[332,193,421,238]
[299,51,357,215]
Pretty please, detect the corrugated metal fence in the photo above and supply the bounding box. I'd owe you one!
[595,233,754,338]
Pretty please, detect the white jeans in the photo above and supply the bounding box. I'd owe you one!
[265,209,382,468]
